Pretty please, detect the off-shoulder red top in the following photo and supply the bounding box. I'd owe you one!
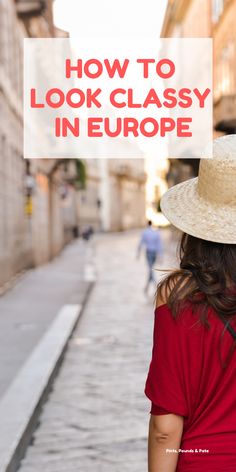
[145,303,236,472]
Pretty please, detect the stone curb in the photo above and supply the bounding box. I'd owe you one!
[0,274,95,472]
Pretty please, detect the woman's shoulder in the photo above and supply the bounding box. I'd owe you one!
[155,272,190,309]
[154,273,202,334]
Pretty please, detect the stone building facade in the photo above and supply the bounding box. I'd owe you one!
[213,0,236,133]
[0,0,31,285]
[76,159,102,232]
[0,0,67,286]
[161,0,212,37]
[161,0,212,184]
[99,159,146,232]
[162,0,236,136]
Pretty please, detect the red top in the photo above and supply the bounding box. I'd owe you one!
[145,303,236,472]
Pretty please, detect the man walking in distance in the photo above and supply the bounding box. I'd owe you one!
[137,220,163,294]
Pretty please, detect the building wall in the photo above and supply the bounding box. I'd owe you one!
[119,177,146,230]
[181,0,211,37]
[108,174,122,231]
[161,0,211,37]
[160,0,212,184]
[76,159,101,232]
[31,171,51,265]
[162,0,236,135]
[0,0,67,286]
[48,174,64,259]
[102,159,146,232]
[21,3,67,264]
[0,0,32,286]
[213,1,236,113]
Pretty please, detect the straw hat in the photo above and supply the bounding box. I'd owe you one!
[160,135,236,244]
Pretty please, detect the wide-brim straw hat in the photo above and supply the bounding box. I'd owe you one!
[160,135,236,244]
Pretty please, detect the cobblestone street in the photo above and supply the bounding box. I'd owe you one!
[19,229,177,472]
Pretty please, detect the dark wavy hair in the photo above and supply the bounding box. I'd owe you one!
[157,232,236,327]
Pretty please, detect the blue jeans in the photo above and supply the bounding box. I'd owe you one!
[146,250,157,284]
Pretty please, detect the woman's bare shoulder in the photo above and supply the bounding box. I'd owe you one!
[155,278,175,308]
[155,272,189,309]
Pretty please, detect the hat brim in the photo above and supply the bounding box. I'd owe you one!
[160,178,236,244]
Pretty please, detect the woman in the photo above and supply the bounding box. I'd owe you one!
[145,135,236,472]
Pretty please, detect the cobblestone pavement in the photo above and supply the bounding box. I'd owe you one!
[19,228,177,472]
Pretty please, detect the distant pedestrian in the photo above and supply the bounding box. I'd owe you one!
[137,221,163,293]
[82,225,94,241]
